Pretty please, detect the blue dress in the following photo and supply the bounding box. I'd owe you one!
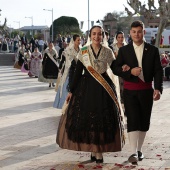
[53,76,69,109]
[53,46,79,109]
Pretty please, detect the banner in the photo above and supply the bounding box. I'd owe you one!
[80,21,84,29]
[91,21,94,27]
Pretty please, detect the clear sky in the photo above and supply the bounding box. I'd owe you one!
[0,0,158,32]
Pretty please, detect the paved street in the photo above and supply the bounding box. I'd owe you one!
[0,66,170,170]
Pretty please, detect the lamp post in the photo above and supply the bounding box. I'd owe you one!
[43,8,53,41]
[25,16,33,37]
[13,21,20,35]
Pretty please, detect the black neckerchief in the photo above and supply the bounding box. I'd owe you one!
[90,45,102,59]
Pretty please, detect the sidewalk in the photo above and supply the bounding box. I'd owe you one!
[0,66,170,170]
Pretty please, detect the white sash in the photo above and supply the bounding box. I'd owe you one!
[47,52,58,67]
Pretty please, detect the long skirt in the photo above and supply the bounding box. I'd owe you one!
[29,59,41,77]
[38,67,56,83]
[53,76,69,109]
[57,74,124,152]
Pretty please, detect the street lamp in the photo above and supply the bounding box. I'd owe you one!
[43,8,53,41]
[13,21,20,35]
[25,16,33,37]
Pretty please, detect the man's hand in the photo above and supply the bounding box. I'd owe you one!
[153,90,161,101]
[122,64,130,72]
[131,67,142,76]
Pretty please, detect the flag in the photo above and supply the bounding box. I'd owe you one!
[91,21,94,27]
[80,21,84,29]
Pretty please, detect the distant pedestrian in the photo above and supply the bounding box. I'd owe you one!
[54,42,60,55]
[57,34,63,48]
[150,36,155,45]
[42,42,59,87]
[160,35,164,45]
[38,38,45,52]
[28,47,42,78]
[1,37,9,53]
[21,34,27,46]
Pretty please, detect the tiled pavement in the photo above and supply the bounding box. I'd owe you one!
[0,66,170,170]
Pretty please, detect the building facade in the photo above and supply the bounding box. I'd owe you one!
[20,25,50,41]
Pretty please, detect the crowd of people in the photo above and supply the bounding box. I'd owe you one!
[160,51,170,81]
[12,20,164,165]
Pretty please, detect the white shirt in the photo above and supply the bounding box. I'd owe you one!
[133,41,144,81]
[54,45,60,54]
[38,40,44,46]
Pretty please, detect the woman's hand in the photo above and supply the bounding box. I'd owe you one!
[66,92,72,104]
[114,52,118,58]
[122,64,130,72]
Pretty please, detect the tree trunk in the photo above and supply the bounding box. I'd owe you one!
[155,18,167,48]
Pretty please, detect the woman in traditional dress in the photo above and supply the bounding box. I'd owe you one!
[21,49,31,73]
[28,47,42,78]
[56,26,125,163]
[14,34,21,52]
[17,44,26,67]
[112,31,127,105]
[42,42,59,87]
[112,31,127,58]
[53,34,81,109]
[1,37,9,53]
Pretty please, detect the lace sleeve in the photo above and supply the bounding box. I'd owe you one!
[69,60,84,93]
[107,48,115,66]
[67,59,77,92]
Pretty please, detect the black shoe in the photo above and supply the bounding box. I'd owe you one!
[96,157,103,164]
[52,83,55,87]
[138,151,144,161]
[49,84,51,87]
[128,154,138,164]
[91,154,96,162]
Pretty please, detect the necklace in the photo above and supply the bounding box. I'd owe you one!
[90,45,102,60]
[91,45,101,57]
[74,46,79,52]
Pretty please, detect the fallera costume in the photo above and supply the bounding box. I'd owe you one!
[42,48,59,82]
[53,45,80,109]
[18,47,25,67]
[57,45,125,153]
[1,38,9,53]
[21,51,31,73]
[28,51,42,77]
[14,47,25,69]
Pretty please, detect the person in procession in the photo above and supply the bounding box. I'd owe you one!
[53,34,81,109]
[112,20,163,164]
[42,42,59,87]
[56,25,125,163]
[28,46,42,78]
